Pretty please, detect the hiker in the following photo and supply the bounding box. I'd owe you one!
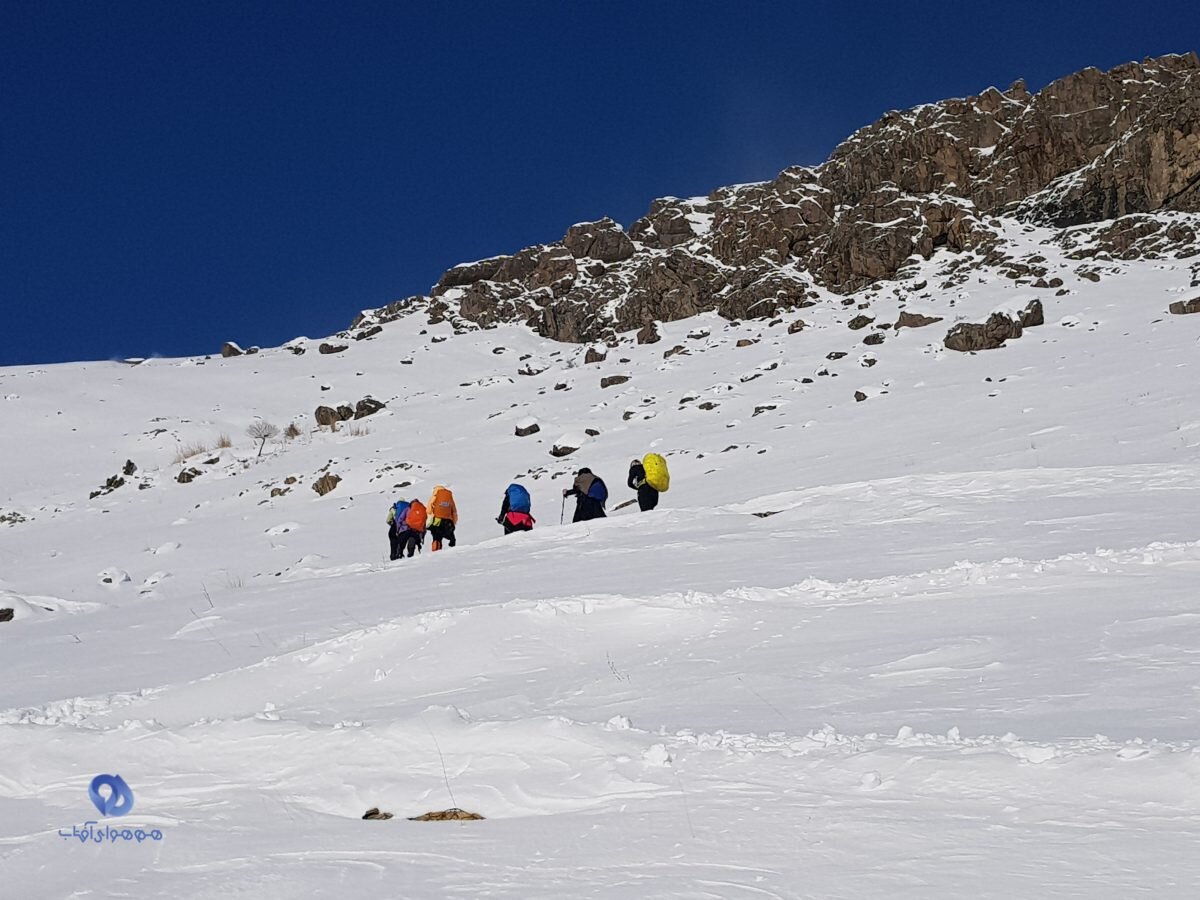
[427,485,458,551]
[386,499,411,560]
[402,498,427,557]
[627,459,659,511]
[563,467,607,522]
[497,482,535,534]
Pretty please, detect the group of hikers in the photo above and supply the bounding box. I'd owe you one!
[387,454,670,560]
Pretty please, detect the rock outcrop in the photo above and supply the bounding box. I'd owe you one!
[352,54,1200,343]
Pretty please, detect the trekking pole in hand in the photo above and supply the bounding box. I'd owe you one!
[560,492,566,525]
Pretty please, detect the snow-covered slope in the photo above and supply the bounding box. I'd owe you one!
[2,220,1200,897]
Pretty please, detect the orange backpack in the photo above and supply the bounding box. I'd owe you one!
[430,487,456,522]
[405,499,427,532]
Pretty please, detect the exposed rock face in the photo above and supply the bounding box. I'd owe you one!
[353,54,1200,343]
[944,301,1044,352]
[312,474,341,496]
[895,311,944,330]
[563,218,635,262]
[354,398,386,419]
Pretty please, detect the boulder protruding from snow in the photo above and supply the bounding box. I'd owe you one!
[895,311,944,330]
[944,299,1044,352]
[514,417,540,437]
[312,473,341,496]
[354,398,386,419]
[221,342,244,358]
[1168,297,1200,315]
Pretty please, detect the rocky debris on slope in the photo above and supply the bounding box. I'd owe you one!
[319,343,348,355]
[349,54,1200,344]
[312,473,341,496]
[354,398,386,419]
[895,311,944,330]
[408,808,485,821]
[1169,296,1200,314]
[362,808,394,821]
[0,608,13,623]
[176,468,202,484]
[221,342,244,358]
[944,299,1045,351]
[514,417,540,437]
[314,406,341,428]
[601,374,631,388]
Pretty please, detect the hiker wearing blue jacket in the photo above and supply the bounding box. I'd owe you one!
[563,468,607,522]
[497,482,535,534]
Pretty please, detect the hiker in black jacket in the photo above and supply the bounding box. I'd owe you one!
[627,459,659,511]
[562,467,607,522]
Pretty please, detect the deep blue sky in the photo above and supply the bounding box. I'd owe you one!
[2,2,1196,365]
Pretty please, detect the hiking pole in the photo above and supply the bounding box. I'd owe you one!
[560,494,566,525]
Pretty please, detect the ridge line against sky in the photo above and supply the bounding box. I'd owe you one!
[2,0,1198,366]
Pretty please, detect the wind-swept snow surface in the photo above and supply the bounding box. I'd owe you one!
[2,225,1199,897]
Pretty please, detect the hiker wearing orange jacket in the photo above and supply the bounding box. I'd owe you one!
[428,485,458,551]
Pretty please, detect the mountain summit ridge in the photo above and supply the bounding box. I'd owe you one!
[352,53,1200,345]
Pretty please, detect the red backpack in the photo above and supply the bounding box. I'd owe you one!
[405,499,427,532]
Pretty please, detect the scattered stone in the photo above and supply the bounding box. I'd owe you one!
[847,315,874,330]
[1168,297,1200,315]
[585,428,600,437]
[221,342,244,358]
[863,332,885,346]
[554,382,569,390]
[408,808,485,821]
[289,345,306,355]
[122,460,137,476]
[354,398,386,419]
[753,405,777,416]
[698,401,719,410]
[894,311,944,330]
[336,405,355,421]
[0,608,13,623]
[315,406,340,427]
[735,339,756,348]
[312,474,341,496]
[515,418,541,437]
[354,325,383,340]
[362,808,394,821]
[550,442,579,458]
[663,344,687,359]
[854,391,868,402]
[787,319,807,334]
[176,468,202,484]
[319,343,348,355]
[284,476,297,485]
[270,487,290,498]
[601,375,631,388]
[827,351,848,360]
[636,322,661,344]
[584,347,607,364]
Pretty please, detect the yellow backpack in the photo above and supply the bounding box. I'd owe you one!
[642,453,670,492]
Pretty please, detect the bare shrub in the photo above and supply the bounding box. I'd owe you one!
[216,434,233,449]
[283,422,302,440]
[246,420,281,458]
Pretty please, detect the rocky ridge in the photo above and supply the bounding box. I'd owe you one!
[350,54,1200,345]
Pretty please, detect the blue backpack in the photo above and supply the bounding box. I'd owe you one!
[506,483,531,513]
[587,478,608,504]
[392,500,411,533]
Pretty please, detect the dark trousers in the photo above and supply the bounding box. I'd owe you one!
[502,520,533,535]
[638,485,660,511]
[430,520,456,549]
[391,529,421,559]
